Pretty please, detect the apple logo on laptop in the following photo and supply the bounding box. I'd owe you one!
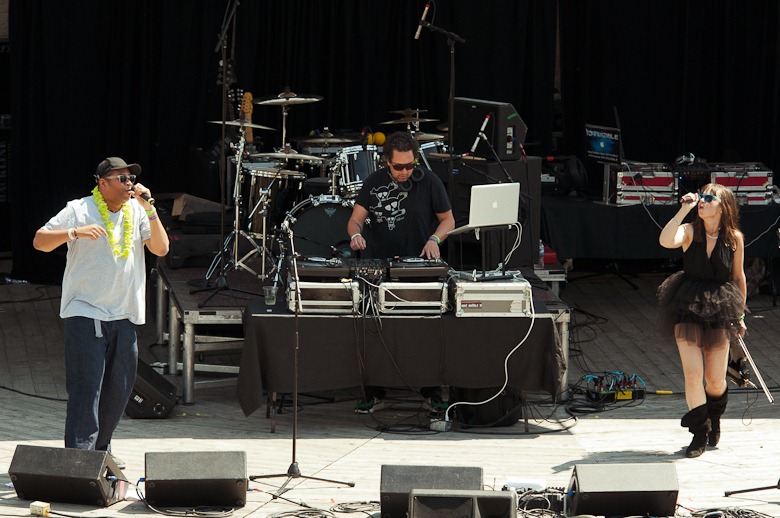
[492,201,499,209]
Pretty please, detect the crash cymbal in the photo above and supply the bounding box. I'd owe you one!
[379,117,439,125]
[297,135,356,144]
[253,91,323,106]
[410,131,445,142]
[389,108,429,117]
[206,119,276,131]
[249,151,325,162]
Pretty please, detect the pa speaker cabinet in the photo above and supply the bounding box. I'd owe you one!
[410,489,517,517]
[8,445,128,506]
[380,465,483,518]
[145,451,247,507]
[566,463,678,517]
[431,156,540,268]
[125,359,177,419]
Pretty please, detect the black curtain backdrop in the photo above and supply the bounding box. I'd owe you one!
[8,0,780,282]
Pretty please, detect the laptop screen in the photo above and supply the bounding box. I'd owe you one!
[585,124,622,164]
[448,183,520,236]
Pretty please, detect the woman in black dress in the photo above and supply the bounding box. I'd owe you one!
[658,183,747,458]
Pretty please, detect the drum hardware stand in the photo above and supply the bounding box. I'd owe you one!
[249,222,355,497]
[190,0,264,308]
[194,128,266,307]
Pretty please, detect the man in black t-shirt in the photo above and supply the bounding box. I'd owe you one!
[346,131,455,413]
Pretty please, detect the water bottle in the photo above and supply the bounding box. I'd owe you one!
[535,240,545,270]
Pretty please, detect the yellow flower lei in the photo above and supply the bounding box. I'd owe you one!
[92,186,133,259]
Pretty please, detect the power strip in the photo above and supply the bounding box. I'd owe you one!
[586,388,645,403]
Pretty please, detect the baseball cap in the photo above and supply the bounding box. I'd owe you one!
[95,157,142,181]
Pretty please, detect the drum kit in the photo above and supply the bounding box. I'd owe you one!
[205,90,447,282]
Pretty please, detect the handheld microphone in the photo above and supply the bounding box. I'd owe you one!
[139,192,155,205]
[414,3,430,40]
[470,114,491,154]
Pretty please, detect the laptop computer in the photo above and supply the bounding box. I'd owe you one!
[448,182,520,236]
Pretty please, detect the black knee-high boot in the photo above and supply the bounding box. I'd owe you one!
[706,388,728,447]
[681,404,711,458]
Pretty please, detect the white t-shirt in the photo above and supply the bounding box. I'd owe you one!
[43,195,152,325]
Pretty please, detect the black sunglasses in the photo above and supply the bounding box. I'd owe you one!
[103,174,137,183]
[699,193,720,203]
[389,161,416,172]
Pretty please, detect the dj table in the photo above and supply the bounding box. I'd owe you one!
[237,297,568,418]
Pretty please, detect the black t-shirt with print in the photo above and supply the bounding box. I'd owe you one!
[355,167,451,259]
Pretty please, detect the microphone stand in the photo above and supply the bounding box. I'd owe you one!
[419,16,464,266]
[250,224,354,497]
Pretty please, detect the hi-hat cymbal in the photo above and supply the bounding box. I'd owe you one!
[410,131,445,142]
[389,108,429,117]
[207,119,276,131]
[253,90,323,106]
[249,151,325,162]
[380,117,439,125]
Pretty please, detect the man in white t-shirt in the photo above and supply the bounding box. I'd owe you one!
[33,157,169,466]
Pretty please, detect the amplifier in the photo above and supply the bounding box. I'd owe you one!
[378,282,448,315]
[451,275,532,317]
[287,280,360,314]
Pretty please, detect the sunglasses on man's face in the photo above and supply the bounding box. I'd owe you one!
[389,162,416,172]
[104,174,137,183]
[699,193,720,203]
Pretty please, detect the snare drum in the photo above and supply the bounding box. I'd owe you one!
[283,194,354,257]
[242,162,306,232]
[337,145,379,198]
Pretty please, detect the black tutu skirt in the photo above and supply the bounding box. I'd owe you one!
[657,271,745,348]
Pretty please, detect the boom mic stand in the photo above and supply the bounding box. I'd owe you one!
[249,222,354,497]
[418,13,464,266]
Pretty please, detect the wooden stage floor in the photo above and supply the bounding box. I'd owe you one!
[1,259,779,517]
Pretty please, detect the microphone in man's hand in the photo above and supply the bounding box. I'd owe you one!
[139,192,155,205]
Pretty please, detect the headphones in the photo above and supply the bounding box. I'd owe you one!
[390,167,425,191]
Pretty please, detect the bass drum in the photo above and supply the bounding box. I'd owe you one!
[283,195,355,258]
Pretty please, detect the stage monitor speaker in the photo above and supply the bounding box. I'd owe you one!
[125,359,177,419]
[380,464,483,518]
[410,489,516,518]
[566,463,678,517]
[8,445,128,507]
[430,156,540,268]
[144,451,247,508]
[453,97,527,161]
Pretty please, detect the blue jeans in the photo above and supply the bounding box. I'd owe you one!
[63,317,138,451]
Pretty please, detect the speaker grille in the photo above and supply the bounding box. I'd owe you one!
[144,451,247,508]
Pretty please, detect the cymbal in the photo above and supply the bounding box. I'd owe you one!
[206,119,276,131]
[297,134,356,144]
[379,117,439,125]
[389,108,429,117]
[410,131,445,142]
[249,151,325,162]
[253,90,323,106]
